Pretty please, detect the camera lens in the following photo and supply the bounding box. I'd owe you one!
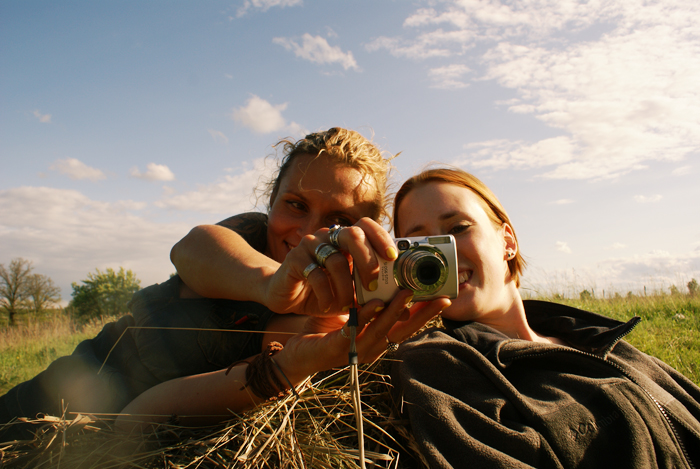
[394,247,448,296]
[416,259,442,286]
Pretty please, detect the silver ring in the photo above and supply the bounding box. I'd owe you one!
[328,225,344,248]
[386,338,399,353]
[314,243,340,268]
[302,262,320,279]
[340,325,351,340]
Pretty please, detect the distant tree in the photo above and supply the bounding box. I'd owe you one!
[26,273,62,313]
[0,258,33,325]
[670,285,680,296]
[689,279,699,297]
[70,267,141,320]
[579,289,593,301]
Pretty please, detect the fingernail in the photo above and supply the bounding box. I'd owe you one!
[403,295,414,306]
[386,246,398,260]
[342,304,353,312]
[374,305,385,313]
[437,300,452,314]
[324,306,331,313]
[368,279,378,291]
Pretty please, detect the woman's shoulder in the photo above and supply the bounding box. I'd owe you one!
[216,212,268,253]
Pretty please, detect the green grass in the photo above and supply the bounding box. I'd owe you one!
[541,293,700,386]
[0,311,114,395]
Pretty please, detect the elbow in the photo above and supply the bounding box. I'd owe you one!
[171,225,207,269]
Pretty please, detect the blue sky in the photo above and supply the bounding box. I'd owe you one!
[2,0,699,303]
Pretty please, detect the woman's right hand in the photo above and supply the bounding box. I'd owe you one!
[262,218,398,316]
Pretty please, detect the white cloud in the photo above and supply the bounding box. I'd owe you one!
[366,30,471,60]
[236,0,302,17]
[672,165,692,176]
[231,95,306,135]
[155,158,275,214]
[33,110,51,123]
[0,186,190,298]
[429,64,471,89]
[459,137,575,171]
[208,129,229,144]
[372,0,700,181]
[634,194,663,203]
[552,199,574,205]
[130,163,175,182]
[273,34,358,71]
[556,241,571,254]
[50,158,106,181]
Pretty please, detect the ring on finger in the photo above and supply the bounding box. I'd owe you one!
[385,336,400,353]
[314,243,340,268]
[302,262,320,279]
[340,324,351,340]
[328,225,344,249]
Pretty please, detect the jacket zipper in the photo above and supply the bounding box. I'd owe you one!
[510,322,696,469]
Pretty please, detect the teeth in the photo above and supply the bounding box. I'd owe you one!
[458,271,471,284]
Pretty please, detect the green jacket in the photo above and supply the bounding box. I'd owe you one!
[392,300,700,468]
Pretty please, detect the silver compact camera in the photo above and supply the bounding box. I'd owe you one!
[355,235,459,305]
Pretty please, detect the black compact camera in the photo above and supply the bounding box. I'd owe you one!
[354,235,459,304]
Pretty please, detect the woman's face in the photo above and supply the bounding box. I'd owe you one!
[396,181,516,321]
[266,153,378,264]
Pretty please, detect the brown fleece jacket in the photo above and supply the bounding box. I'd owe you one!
[392,300,700,469]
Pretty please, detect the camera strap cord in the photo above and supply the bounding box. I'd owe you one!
[348,303,366,469]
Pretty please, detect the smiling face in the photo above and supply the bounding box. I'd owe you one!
[266,153,378,263]
[396,181,518,321]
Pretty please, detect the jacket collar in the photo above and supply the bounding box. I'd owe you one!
[444,300,640,357]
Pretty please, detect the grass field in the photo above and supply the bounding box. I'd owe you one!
[535,293,700,385]
[1,293,699,395]
[0,311,115,395]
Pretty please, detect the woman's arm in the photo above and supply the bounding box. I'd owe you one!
[171,219,280,304]
[115,291,451,432]
[172,215,399,316]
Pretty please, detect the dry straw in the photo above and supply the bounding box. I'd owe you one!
[0,356,428,469]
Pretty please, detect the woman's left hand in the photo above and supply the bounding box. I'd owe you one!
[273,290,452,379]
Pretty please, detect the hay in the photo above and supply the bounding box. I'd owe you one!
[0,356,427,469]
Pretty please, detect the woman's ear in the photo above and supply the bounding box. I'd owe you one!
[502,223,517,259]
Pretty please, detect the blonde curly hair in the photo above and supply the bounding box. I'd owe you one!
[260,127,394,223]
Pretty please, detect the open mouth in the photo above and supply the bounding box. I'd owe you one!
[458,270,472,285]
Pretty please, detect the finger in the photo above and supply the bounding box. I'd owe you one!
[354,299,388,328]
[351,291,417,361]
[302,265,336,313]
[318,249,356,312]
[352,218,397,261]
[386,298,451,343]
[296,235,350,314]
[332,220,396,292]
[356,290,415,344]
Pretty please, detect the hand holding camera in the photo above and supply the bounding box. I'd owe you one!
[355,235,459,305]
